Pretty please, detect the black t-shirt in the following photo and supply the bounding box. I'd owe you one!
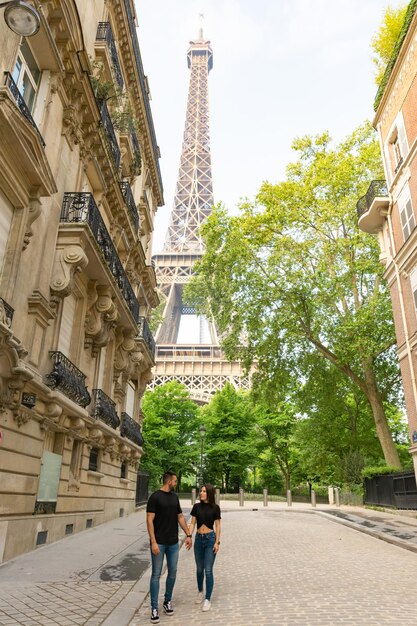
[146,489,182,545]
[190,502,221,529]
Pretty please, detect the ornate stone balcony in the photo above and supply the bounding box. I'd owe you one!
[3,72,45,147]
[357,180,389,234]
[119,181,139,232]
[137,316,155,360]
[96,22,124,91]
[59,192,139,322]
[123,0,162,190]
[97,98,121,170]
[120,412,144,446]
[44,352,91,408]
[91,389,120,429]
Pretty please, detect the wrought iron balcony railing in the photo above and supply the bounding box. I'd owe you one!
[0,296,14,327]
[97,98,121,170]
[356,180,388,220]
[137,316,155,359]
[44,352,91,407]
[123,0,162,192]
[61,192,139,321]
[119,181,139,231]
[121,412,144,446]
[91,389,120,429]
[96,22,124,91]
[4,72,45,147]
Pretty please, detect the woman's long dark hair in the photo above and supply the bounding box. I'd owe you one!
[201,483,216,506]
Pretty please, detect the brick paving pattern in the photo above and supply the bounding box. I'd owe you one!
[131,510,417,626]
[0,581,134,626]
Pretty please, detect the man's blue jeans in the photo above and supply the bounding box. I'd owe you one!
[194,531,217,601]
[150,542,179,610]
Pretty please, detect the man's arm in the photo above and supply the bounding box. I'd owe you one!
[178,513,192,550]
[147,512,160,555]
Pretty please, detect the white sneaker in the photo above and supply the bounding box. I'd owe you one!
[202,599,211,612]
[194,591,203,604]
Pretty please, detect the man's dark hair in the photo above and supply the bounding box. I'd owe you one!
[163,471,177,484]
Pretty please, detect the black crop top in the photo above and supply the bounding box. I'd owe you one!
[190,502,221,529]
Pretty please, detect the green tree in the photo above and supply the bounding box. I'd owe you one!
[371,4,407,84]
[141,382,200,490]
[250,382,300,492]
[186,122,402,469]
[201,383,256,491]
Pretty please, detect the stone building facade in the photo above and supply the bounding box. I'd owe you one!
[357,1,417,476]
[0,0,163,562]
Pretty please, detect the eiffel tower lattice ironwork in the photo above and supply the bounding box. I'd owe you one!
[151,29,251,404]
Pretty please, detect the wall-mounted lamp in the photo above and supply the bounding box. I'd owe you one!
[0,1,40,37]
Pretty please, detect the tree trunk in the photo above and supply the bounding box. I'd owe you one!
[362,360,401,468]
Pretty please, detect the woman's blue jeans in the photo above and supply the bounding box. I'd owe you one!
[194,531,217,601]
[150,542,179,610]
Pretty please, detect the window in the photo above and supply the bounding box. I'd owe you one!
[398,188,416,241]
[12,40,41,112]
[0,193,14,276]
[385,112,409,181]
[121,461,127,479]
[125,381,136,417]
[88,448,100,472]
[69,439,82,481]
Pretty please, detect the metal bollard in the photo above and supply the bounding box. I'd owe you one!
[215,488,220,505]
[335,487,340,507]
[311,489,316,508]
[239,488,244,507]
[263,488,268,507]
[328,486,335,505]
[286,489,292,507]
[191,488,196,505]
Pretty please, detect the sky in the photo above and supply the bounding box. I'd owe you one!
[134,0,404,253]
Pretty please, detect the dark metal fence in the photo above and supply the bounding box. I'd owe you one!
[364,471,417,509]
[136,470,149,505]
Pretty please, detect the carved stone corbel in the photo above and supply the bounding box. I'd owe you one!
[0,328,33,417]
[22,195,42,250]
[50,244,88,307]
[113,327,136,381]
[84,281,120,352]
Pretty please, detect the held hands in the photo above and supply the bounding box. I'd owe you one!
[185,536,193,550]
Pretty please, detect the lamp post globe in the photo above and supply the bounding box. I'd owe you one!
[3,1,40,37]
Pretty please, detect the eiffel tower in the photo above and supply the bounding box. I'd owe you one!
[151,28,250,404]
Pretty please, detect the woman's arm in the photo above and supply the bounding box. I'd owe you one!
[213,518,221,553]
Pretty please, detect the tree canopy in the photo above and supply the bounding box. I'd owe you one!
[186,122,403,469]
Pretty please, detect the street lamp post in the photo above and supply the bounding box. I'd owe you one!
[0,1,41,37]
[198,424,206,486]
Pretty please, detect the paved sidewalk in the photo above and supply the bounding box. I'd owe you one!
[1,500,417,625]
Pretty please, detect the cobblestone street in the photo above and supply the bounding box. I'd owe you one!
[132,509,417,626]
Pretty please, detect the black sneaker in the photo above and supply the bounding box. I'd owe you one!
[163,599,174,615]
[150,608,160,624]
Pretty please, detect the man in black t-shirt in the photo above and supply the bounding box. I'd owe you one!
[146,471,191,624]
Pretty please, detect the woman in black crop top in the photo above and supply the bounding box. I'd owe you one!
[188,484,221,612]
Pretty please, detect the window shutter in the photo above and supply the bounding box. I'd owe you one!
[125,382,135,416]
[383,143,392,185]
[397,113,409,159]
[410,268,417,315]
[0,194,14,274]
[58,294,77,357]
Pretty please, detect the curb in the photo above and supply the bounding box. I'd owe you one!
[315,510,417,555]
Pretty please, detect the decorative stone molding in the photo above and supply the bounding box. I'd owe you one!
[0,326,33,417]
[85,281,120,353]
[14,407,33,427]
[50,244,88,306]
